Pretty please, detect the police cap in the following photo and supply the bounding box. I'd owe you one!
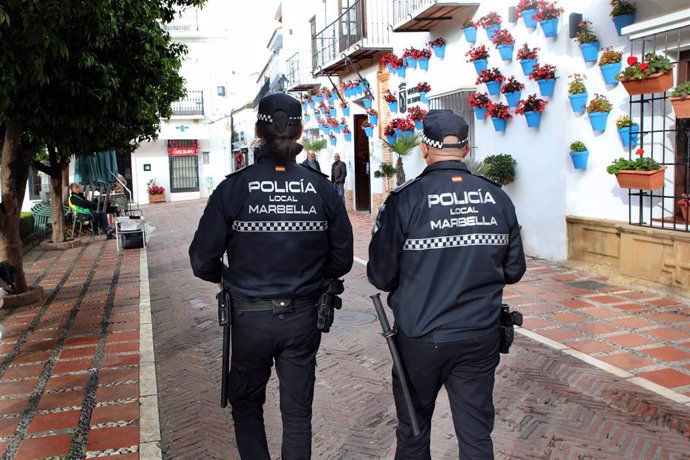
[257,93,302,125]
[421,109,469,149]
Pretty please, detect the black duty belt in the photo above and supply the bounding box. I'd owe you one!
[233,297,318,312]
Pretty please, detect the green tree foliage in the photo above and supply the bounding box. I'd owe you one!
[301,138,328,153]
[483,153,517,186]
[382,133,421,186]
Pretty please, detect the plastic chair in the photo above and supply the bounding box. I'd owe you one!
[70,209,96,240]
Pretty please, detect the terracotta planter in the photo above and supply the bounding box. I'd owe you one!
[620,71,673,96]
[149,193,166,203]
[670,97,690,119]
[681,206,688,223]
[614,166,666,190]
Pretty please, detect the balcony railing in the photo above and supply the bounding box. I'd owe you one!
[171,91,204,116]
[392,0,478,32]
[312,0,392,76]
[163,8,200,33]
[286,51,320,92]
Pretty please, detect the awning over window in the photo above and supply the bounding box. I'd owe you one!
[74,151,118,185]
[623,7,690,40]
[158,122,210,140]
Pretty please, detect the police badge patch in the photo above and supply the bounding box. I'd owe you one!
[372,203,385,234]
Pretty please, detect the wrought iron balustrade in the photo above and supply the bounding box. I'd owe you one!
[164,8,200,32]
[286,51,319,91]
[171,91,204,116]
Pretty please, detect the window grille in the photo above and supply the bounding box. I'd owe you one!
[428,90,476,153]
[169,155,199,193]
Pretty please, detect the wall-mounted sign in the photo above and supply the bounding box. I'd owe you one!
[143,164,151,171]
[167,139,199,156]
[398,83,422,114]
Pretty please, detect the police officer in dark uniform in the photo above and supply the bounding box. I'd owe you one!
[367,110,526,459]
[189,93,354,460]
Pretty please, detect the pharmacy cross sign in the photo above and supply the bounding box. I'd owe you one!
[175,125,190,132]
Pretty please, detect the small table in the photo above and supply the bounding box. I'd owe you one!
[115,217,146,251]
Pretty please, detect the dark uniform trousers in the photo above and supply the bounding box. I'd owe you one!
[228,305,321,460]
[393,328,500,460]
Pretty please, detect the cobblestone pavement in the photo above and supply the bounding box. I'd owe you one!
[144,199,690,459]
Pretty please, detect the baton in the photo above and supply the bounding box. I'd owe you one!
[371,293,420,437]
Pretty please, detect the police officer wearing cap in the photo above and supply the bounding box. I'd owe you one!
[367,109,526,459]
[189,93,354,459]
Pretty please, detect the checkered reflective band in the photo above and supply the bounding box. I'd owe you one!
[403,233,509,251]
[233,220,328,232]
[257,113,273,123]
[421,133,468,149]
[257,113,303,125]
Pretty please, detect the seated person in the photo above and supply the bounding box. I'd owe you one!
[68,183,116,239]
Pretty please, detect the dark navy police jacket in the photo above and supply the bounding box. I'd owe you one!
[367,161,526,342]
[189,146,354,299]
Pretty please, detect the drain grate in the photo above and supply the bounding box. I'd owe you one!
[564,280,611,291]
[335,311,378,327]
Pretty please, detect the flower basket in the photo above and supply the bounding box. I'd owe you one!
[612,13,634,36]
[474,107,488,120]
[580,42,600,63]
[418,57,430,70]
[473,59,488,74]
[539,18,559,37]
[671,97,690,119]
[329,137,337,146]
[570,150,589,169]
[415,120,423,130]
[524,111,542,128]
[519,59,537,76]
[620,71,673,96]
[344,132,352,142]
[388,101,399,113]
[386,135,396,144]
[600,63,622,85]
[149,193,166,203]
[432,44,446,59]
[363,126,373,137]
[497,44,514,61]
[504,91,521,108]
[618,125,639,147]
[342,107,350,117]
[568,92,587,113]
[615,166,666,190]
[464,27,477,43]
[486,80,501,96]
[491,117,507,132]
[369,115,378,125]
[537,79,556,97]
[396,66,406,78]
[588,112,609,132]
[406,56,418,69]
[485,24,500,41]
[419,92,429,103]
[522,9,538,28]
[363,98,373,108]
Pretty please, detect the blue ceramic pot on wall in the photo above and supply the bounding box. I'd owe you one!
[568,92,588,113]
[580,42,600,63]
[588,112,609,132]
[570,149,589,169]
[474,107,487,120]
[497,44,514,61]
[519,58,537,76]
[369,115,378,125]
[524,111,542,128]
[522,9,538,28]
[364,126,373,137]
[473,59,488,74]
[600,62,622,85]
[486,80,502,96]
[537,78,556,97]
[612,14,634,36]
[464,27,477,43]
[504,91,521,108]
[432,44,446,59]
[491,117,507,132]
[418,58,430,71]
[539,18,559,37]
[618,125,640,147]
[485,24,500,41]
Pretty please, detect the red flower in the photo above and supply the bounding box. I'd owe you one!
[627,56,638,66]
[639,62,649,71]
[636,148,645,157]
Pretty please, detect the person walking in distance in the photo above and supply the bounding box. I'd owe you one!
[301,150,321,171]
[189,93,354,460]
[367,109,526,459]
[331,153,347,203]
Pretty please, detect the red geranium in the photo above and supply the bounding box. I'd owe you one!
[407,106,427,121]
[395,117,415,132]
[383,89,398,103]
[361,120,372,129]
[381,53,402,69]
[529,63,557,81]
[486,102,512,120]
[516,0,540,16]
[462,17,476,29]
[500,76,525,93]
[467,92,491,109]
[627,56,638,66]
[366,108,378,117]
[428,37,445,48]
[492,29,515,46]
[465,45,490,62]
[383,123,395,137]
[478,11,502,28]
[534,1,564,21]
[516,44,539,60]
[147,184,165,195]
[515,94,548,114]
[476,68,505,84]
[416,82,431,93]
[342,126,351,134]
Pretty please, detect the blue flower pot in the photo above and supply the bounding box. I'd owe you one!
[363,98,373,109]
[331,108,338,118]
[485,24,500,41]
[304,115,311,122]
[329,95,337,105]
[504,90,521,108]
[396,66,406,78]
[588,111,609,132]
[406,57,418,69]
[618,125,640,147]
[388,101,398,113]
[386,135,396,144]
[386,63,394,73]
[308,102,315,109]
[570,150,589,170]
[539,17,559,38]
[342,107,350,117]
[369,115,378,126]
[486,80,501,96]
[358,83,367,94]
[394,128,403,138]
[473,59,488,75]
[600,62,621,85]
[474,107,487,120]
[315,112,322,119]
[537,78,556,97]
[301,103,307,112]
[612,13,634,36]
[491,117,507,132]
[364,126,373,137]
[419,92,428,103]
[568,92,588,113]
[519,58,538,76]
[464,27,477,43]
[415,120,423,130]
[313,95,323,103]
[522,9,538,28]
[418,58,429,71]
[497,44,514,61]
[329,138,337,146]
[334,125,342,133]
[432,44,446,59]
[524,111,542,128]
[344,133,352,142]
[580,42,600,63]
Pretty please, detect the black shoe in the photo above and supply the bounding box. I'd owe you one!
[107,233,116,240]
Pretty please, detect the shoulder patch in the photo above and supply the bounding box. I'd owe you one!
[225,164,254,178]
[299,163,329,178]
[390,177,420,194]
[475,174,502,188]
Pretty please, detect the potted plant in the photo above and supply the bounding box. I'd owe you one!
[529,63,557,97]
[535,1,564,38]
[478,11,502,41]
[606,148,666,189]
[362,92,373,109]
[367,108,379,125]
[302,138,328,154]
[416,82,431,103]
[303,112,311,123]
[381,53,401,74]
[586,94,612,132]
[516,0,540,28]
[462,17,477,43]
[516,44,539,76]
[615,115,639,147]
[417,48,432,71]
[408,106,428,130]
[466,45,490,74]
[328,132,337,146]
[382,132,421,186]
[402,47,421,69]
[500,76,525,108]
[618,53,674,95]
[373,162,397,192]
[598,47,623,85]
[147,179,166,203]
[569,140,589,169]
[670,81,690,119]
[483,153,516,186]
[361,120,374,137]
[574,21,600,63]
[567,74,588,113]
[340,99,350,117]
[392,117,415,139]
[383,123,396,144]
[468,91,491,120]
[383,89,398,113]
[428,37,446,59]
[486,102,512,132]
[678,193,689,222]
[492,29,515,61]
[343,126,352,142]
[477,68,505,96]
[515,94,547,128]
[610,0,635,36]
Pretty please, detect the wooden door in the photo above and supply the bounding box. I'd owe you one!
[353,114,371,212]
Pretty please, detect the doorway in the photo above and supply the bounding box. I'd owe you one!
[353,114,371,212]
[116,151,133,200]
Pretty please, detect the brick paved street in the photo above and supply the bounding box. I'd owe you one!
[0,197,689,459]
